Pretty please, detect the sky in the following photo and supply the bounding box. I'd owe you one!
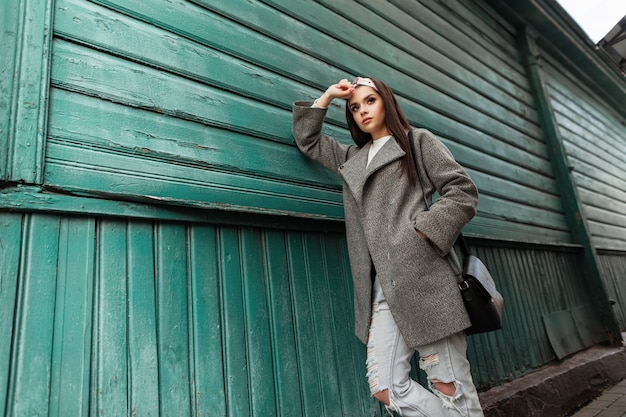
[556,0,626,43]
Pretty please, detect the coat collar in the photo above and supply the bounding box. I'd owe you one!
[339,137,406,205]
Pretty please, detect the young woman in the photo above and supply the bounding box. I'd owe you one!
[292,77,484,416]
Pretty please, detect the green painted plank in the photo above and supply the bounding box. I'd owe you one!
[199,0,544,149]
[85,0,348,112]
[82,0,547,157]
[301,234,343,414]
[45,140,344,220]
[127,222,160,416]
[0,213,23,417]
[47,88,340,188]
[155,223,192,416]
[8,215,60,416]
[0,2,20,179]
[49,217,95,417]
[311,0,537,122]
[92,219,129,416]
[0,0,53,183]
[477,193,570,232]
[465,214,574,243]
[0,186,346,232]
[50,41,290,144]
[286,232,324,416]
[188,225,227,417]
[264,231,304,416]
[412,0,520,70]
[219,227,251,417]
[240,229,278,416]
[550,99,626,166]
[317,235,367,416]
[54,0,331,126]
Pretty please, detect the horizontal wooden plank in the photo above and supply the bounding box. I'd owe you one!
[54,0,353,130]
[48,88,340,188]
[204,0,544,143]
[0,186,347,233]
[45,140,345,219]
[577,191,626,230]
[476,193,569,231]
[465,214,573,243]
[276,0,537,124]
[567,151,626,197]
[50,40,293,143]
[81,0,548,159]
[574,174,626,209]
[412,0,530,72]
[76,0,351,124]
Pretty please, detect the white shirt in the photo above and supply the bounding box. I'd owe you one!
[367,135,392,167]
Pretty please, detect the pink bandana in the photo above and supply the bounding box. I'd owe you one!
[352,77,378,91]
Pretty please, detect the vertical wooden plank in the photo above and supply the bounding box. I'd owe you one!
[302,234,343,414]
[92,219,129,416]
[188,225,227,417]
[264,230,304,416]
[219,227,251,417]
[49,217,95,417]
[322,235,369,416]
[286,232,324,416]
[8,214,60,416]
[127,222,160,416]
[155,223,192,416]
[0,0,53,182]
[0,3,19,178]
[240,228,277,416]
[0,213,23,417]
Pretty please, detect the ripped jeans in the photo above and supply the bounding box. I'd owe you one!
[366,300,484,417]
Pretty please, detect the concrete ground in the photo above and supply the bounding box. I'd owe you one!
[478,335,626,417]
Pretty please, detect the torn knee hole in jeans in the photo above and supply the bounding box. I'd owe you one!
[432,379,457,396]
[431,379,464,412]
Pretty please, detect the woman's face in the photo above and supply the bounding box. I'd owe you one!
[348,86,389,140]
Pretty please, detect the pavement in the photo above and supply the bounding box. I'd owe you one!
[479,335,626,417]
[568,378,626,417]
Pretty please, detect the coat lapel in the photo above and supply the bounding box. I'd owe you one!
[340,137,406,206]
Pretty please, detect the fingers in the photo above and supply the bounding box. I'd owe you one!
[331,79,354,99]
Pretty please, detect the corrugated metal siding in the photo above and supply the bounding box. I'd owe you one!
[598,252,626,332]
[46,0,571,244]
[0,212,381,417]
[539,50,626,252]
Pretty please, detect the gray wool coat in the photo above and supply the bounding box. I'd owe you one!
[292,101,479,347]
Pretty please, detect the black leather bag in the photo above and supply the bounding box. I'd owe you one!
[457,238,504,335]
[408,131,504,335]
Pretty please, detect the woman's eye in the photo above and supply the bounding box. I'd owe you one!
[350,105,359,112]
[367,97,376,104]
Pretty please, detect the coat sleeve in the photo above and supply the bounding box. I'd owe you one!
[292,101,357,172]
[412,129,478,255]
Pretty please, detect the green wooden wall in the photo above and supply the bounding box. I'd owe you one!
[44,0,573,243]
[0,212,381,417]
[1,0,625,415]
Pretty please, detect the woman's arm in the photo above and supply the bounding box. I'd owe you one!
[412,129,478,255]
[292,80,358,172]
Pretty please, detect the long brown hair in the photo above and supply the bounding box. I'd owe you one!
[345,77,416,185]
